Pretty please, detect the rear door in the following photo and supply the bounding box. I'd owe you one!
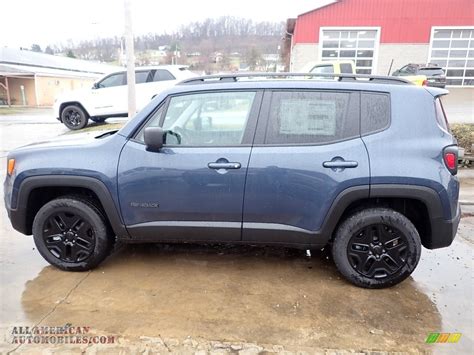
[137,69,178,110]
[133,69,154,110]
[242,90,370,244]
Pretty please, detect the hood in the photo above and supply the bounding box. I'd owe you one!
[13,130,118,152]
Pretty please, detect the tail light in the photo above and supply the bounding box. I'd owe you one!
[443,146,458,175]
[422,79,428,86]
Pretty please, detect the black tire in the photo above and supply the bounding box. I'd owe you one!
[90,117,106,123]
[32,196,114,271]
[331,208,421,289]
[61,105,88,130]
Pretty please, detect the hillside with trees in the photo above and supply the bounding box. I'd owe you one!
[44,17,285,73]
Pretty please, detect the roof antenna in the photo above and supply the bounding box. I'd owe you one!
[387,59,394,76]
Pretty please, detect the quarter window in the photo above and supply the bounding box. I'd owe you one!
[434,97,450,132]
[320,29,379,74]
[361,92,391,135]
[265,91,359,144]
[429,27,474,86]
[157,92,256,146]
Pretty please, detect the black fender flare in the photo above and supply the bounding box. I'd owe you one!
[369,184,443,219]
[315,184,444,246]
[12,175,129,239]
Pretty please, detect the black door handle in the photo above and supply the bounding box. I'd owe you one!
[208,162,241,170]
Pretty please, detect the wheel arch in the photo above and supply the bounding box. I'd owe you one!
[320,184,444,249]
[12,176,129,239]
[59,101,90,121]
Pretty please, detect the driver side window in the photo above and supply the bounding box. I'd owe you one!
[97,73,126,88]
[161,92,256,146]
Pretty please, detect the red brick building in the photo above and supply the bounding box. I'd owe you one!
[288,0,473,87]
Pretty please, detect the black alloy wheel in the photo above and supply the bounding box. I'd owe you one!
[331,208,421,288]
[42,211,96,263]
[61,105,88,130]
[32,196,114,271]
[347,223,408,279]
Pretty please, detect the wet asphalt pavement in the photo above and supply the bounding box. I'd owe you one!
[0,109,472,354]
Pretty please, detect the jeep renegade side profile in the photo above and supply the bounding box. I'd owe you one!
[4,73,460,288]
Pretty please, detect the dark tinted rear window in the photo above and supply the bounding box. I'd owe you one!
[265,91,359,144]
[361,92,391,135]
[419,67,445,76]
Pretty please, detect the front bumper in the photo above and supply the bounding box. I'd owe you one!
[427,204,461,249]
[4,174,29,235]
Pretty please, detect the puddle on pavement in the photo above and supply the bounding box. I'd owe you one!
[411,234,474,354]
[7,243,446,352]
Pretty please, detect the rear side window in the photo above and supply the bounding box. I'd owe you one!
[340,63,353,73]
[265,91,359,144]
[361,92,391,135]
[153,69,176,82]
[135,70,151,84]
[434,97,450,132]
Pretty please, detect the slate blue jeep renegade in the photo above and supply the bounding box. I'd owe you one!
[4,73,460,288]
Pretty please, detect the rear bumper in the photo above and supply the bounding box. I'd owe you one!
[427,82,446,89]
[426,77,446,88]
[427,204,461,249]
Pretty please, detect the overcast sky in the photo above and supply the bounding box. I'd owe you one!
[0,0,334,49]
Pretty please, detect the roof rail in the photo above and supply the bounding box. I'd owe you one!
[178,72,413,85]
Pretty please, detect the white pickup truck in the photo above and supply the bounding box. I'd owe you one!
[53,65,195,130]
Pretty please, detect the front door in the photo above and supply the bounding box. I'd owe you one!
[118,90,262,241]
[92,71,127,115]
[243,90,370,244]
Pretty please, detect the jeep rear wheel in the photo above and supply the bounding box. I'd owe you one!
[32,197,114,271]
[332,208,421,289]
[61,105,88,130]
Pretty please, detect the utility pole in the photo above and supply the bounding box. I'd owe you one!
[124,0,136,118]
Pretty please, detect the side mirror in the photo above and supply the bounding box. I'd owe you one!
[144,127,165,151]
[92,82,99,89]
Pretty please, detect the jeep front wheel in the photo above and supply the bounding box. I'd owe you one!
[332,208,421,289]
[32,197,114,271]
[61,105,88,130]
